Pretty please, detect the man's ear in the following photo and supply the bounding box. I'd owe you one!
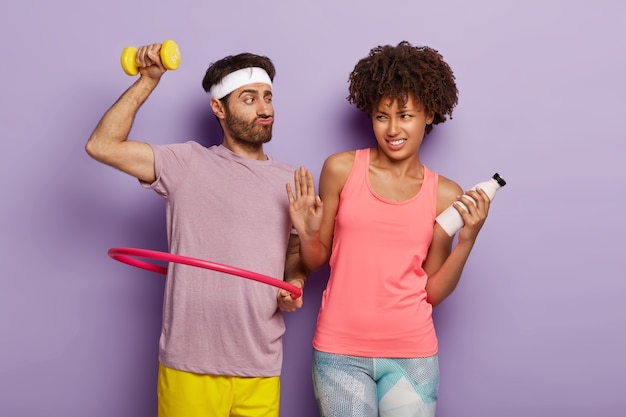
[210,97,226,120]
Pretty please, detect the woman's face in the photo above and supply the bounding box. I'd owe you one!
[371,94,434,158]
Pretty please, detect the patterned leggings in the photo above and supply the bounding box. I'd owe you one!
[312,350,439,417]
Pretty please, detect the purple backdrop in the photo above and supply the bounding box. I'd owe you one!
[1,1,625,416]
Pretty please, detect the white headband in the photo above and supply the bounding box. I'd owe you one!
[209,67,272,99]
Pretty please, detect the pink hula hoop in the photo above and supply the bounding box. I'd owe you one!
[107,247,302,298]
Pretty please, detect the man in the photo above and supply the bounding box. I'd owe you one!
[86,42,308,417]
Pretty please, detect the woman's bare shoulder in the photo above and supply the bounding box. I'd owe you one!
[435,173,464,213]
[322,150,357,177]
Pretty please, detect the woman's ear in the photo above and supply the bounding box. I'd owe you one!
[426,110,435,125]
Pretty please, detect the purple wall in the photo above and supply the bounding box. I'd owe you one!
[1,1,624,416]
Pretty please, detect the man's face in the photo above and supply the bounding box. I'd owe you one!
[224,83,274,148]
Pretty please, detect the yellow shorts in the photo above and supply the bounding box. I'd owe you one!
[157,364,280,417]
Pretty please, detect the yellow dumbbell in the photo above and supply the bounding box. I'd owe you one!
[120,40,180,76]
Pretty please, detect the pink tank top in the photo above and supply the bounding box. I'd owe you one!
[313,148,439,357]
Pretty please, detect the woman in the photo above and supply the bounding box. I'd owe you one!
[288,41,492,417]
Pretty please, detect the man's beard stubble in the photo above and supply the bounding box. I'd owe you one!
[225,111,273,151]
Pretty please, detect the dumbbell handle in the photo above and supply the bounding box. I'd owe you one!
[120,40,180,76]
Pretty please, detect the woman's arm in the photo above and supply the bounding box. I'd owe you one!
[287,151,354,271]
[423,177,492,306]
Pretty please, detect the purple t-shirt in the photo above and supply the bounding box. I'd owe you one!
[142,142,295,377]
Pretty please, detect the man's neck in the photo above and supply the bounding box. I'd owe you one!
[221,139,267,161]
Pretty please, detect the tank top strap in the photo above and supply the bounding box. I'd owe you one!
[421,165,439,221]
[342,148,371,193]
[353,148,370,174]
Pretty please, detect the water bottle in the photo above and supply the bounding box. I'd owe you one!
[435,173,506,236]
